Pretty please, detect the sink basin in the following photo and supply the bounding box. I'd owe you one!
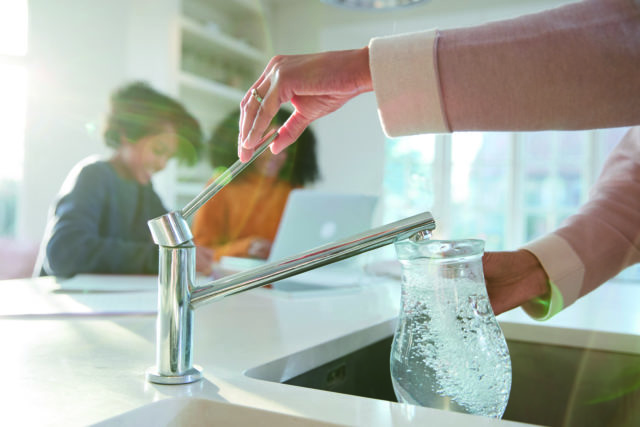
[246,333,640,426]
[93,397,340,427]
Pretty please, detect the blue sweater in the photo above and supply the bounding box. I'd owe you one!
[38,158,167,277]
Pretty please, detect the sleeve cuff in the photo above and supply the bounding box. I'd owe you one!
[368,29,449,137]
[520,233,585,319]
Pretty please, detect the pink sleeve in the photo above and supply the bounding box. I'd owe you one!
[524,127,640,309]
[369,0,640,136]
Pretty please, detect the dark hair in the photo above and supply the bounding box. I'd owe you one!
[103,81,202,165]
[208,109,320,186]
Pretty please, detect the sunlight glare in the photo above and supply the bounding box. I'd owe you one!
[0,0,28,56]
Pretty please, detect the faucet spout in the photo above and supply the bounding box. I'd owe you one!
[191,211,435,309]
[146,210,435,384]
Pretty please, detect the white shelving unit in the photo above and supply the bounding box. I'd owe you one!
[173,0,271,208]
[178,71,245,104]
[180,17,268,65]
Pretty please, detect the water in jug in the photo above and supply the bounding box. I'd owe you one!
[390,238,511,418]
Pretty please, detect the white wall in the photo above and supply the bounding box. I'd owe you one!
[263,0,577,201]
[20,0,177,242]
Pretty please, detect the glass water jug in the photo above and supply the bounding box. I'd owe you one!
[390,239,512,418]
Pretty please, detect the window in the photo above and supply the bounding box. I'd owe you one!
[383,127,636,281]
[449,132,511,249]
[383,134,436,223]
[0,0,28,237]
[519,131,589,243]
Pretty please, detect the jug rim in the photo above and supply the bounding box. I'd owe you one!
[395,238,484,260]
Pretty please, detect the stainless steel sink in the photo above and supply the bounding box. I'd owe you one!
[246,333,640,426]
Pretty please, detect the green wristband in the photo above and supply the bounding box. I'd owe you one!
[521,280,564,321]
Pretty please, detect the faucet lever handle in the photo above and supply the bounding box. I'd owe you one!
[147,130,279,248]
[181,129,278,219]
[148,211,192,247]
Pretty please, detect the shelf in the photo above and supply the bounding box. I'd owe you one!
[180,17,268,65]
[172,0,268,207]
[178,71,244,103]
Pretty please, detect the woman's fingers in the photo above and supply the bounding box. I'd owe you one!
[238,86,269,161]
[239,58,275,140]
[238,139,254,162]
[239,72,281,162]
[243,80,280,150]
[239,56,283,145]
[238,86,261,161]
[271,110,310,154]
[240,83,268,144]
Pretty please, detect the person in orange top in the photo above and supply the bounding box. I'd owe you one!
[192,108,319,261]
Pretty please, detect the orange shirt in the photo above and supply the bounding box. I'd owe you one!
[192,173,296,261]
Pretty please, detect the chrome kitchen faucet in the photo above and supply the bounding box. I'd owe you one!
[146,130,436,384]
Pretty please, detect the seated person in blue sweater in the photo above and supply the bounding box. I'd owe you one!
[36,81,213,277]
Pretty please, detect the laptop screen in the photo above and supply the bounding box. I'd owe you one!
[268,189,379,263]
[215,189,379,289]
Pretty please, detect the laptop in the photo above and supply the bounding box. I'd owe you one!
[218,189,378,291]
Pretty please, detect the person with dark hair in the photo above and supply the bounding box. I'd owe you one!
[191,108,319,261]
[35,81,213,277]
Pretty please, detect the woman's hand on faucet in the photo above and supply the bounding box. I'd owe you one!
[238,47,373,162]
[195,246,214,275]
[483,249,550,315]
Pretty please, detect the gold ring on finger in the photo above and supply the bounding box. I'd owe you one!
[251,88,264,104]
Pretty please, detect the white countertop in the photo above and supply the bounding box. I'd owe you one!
[1,272,638,426]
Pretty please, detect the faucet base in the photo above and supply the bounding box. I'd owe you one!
[146,366,203,385]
